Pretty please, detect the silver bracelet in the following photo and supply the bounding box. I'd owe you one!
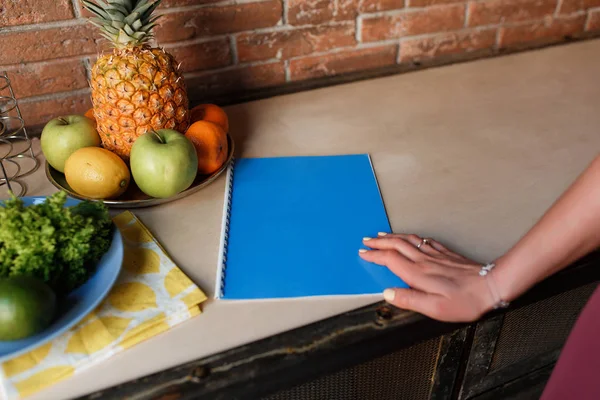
[479,263,510,309]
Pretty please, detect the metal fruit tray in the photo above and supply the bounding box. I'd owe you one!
[45,134,234,208]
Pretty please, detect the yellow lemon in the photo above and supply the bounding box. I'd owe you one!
[64,147,130,199]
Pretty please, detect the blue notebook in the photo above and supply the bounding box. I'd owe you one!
[215,154,409,300]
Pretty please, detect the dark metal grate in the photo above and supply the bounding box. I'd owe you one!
[490,282,598,372]
[263,336,442,400]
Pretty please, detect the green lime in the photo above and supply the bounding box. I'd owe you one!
[0,276,57,341]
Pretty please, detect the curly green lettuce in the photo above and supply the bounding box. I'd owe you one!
[0,191,113,295]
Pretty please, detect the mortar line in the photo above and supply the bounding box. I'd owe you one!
[158,20,355,45]
[0,55,93,70]
[495,28,502,50]
[0,18,86,34]
[82,57,93,81]
[156,0,275,15]
[230,36,239,64]
[554,0,564,16]
[282,0,289,25]
[18,88,91,103]
[464,2,471,28]
[183,60,284,79]
[71,0,82,18]
[584,10,593,30]
[361,3,464,18]
[284,60,291,82]
[162,34,232,48]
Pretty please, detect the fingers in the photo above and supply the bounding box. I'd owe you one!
[379,233,468,261]
[363,236,424,261]
[426,240,470,262]
[383,288,446,320]
[378,233,442,257]
[359,249,445,292]
[383,287,481,322]
[359,247,411,266]
[427,239,450,253]
[426,239,459,256]
[359,249,420,286]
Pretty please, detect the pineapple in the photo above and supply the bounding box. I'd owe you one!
[82,0,190,160]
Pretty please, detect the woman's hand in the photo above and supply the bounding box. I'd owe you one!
[358,155,600,323]
[359,233,496,322]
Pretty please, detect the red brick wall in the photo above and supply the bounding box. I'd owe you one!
[1,0,599,130]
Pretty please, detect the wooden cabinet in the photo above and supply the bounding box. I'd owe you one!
[77,253,600,400]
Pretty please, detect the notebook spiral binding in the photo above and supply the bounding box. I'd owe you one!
[215,156,235,299]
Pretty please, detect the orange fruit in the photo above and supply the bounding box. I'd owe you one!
[184,121,228,175]
[84,108,96,125]
[189,104,229,133]
[84,108,95,120]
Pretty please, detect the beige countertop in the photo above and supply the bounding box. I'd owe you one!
[6,38,600,399]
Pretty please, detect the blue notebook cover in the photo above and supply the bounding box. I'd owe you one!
[215,154,409,300]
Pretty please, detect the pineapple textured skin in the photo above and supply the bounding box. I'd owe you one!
[90,45,190,160]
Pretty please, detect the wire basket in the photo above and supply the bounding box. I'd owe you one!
[0,71,39,198]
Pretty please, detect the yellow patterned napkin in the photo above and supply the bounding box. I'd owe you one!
[0,211,207,399]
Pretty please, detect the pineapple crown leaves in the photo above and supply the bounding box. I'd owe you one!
[82,0,163,48]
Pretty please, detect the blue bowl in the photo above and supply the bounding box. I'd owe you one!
[0,196,124,363]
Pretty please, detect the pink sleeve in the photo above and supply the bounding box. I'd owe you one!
[541,284,600,399]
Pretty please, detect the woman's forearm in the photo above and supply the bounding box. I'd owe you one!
[494,155,600,303]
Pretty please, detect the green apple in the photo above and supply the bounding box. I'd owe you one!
[41,115,101,173]
[130,129,198,198]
